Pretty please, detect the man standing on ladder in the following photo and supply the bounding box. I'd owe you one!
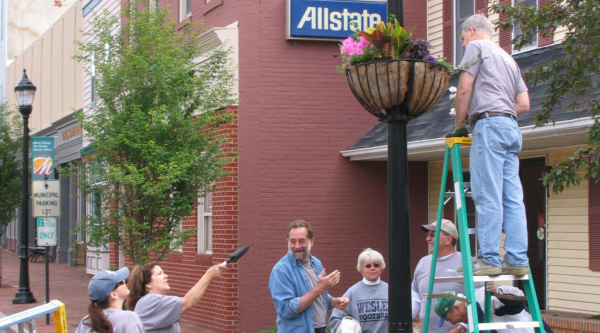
[446,14,531,276]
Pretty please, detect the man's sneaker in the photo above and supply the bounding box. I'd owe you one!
[501,259,530,276]
[458,255,502,276]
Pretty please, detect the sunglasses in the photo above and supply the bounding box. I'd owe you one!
[426,231,451,238]
[365,263,380,269]
[115,279,128,288]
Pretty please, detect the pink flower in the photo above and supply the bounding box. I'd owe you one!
[341,36,371,57]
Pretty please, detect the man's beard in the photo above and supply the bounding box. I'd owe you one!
[291,242,311,261]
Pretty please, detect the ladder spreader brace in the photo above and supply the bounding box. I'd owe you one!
[421,137,545,333]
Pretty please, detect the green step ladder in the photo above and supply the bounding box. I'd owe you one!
[421,137,545,333]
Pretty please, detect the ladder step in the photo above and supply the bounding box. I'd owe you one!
[468,228,477,235]
[434,274,530,284]
[479,321,540,331]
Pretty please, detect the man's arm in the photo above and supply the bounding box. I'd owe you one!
[447,71,475,137]
[455,71,476,124]
[515,91,530,115]
[297,269,341,314]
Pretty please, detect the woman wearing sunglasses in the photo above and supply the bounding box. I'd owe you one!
[329,248,388,333]
[75,267,145,333]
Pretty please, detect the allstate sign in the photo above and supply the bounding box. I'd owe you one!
[286,0,387,41]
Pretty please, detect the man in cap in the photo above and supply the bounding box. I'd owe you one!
[434,286,553,333]
[411,219,483,333]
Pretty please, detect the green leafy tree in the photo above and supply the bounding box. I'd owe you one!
[490,0,600,194]
[70,4,237,265]
[0,104,23,238]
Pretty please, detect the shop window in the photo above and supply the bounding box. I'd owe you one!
[588,178,600,270]
[198,191,212,254]
[512,0,538,53]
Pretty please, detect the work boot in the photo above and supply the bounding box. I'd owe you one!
[458,255,502,276]
[501,259,530,276]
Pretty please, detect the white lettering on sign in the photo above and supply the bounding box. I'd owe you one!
[297,6,382,32]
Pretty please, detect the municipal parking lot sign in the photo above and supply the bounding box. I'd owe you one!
[32,180,60,217]
[37,217,57,246]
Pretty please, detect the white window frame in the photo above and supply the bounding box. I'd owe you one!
[511,0,538,54]
[454,0,474,65]
[90,50,97,106]
[180,0,191,21]
[197,192,212,254]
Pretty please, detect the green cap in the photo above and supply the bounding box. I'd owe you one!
[434,291,457,328]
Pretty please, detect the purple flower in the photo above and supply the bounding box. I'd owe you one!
[428,55,436,62]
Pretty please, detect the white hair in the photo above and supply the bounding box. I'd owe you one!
[460,14,493,37]
[357,248,386,272]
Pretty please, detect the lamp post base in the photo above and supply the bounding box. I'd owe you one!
[13,290,36,304]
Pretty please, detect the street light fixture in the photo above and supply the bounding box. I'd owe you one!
[13,69,37,304]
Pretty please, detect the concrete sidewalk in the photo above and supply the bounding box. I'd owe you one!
[0,249,215,333]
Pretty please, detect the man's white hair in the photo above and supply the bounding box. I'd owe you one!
[460,14,493,37]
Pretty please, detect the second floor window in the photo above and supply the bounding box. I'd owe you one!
[180,0,191,21]
[455,0,474,64]
[198,192,212,254]
[512,0,538,53]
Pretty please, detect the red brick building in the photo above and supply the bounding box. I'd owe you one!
[110,0,431,331]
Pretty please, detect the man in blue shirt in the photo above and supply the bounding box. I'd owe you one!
[269,220,349,333]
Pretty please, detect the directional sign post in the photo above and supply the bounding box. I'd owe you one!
[32,180,60,217]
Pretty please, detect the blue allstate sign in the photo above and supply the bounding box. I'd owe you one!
[286,0,387,41]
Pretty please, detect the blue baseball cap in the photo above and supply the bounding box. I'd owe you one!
[88,267,130,302]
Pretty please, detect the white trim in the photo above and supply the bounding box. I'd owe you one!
[341,117,593,161]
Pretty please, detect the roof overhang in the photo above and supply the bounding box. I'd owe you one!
[340,117,593,162]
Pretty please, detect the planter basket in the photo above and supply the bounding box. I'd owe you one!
[345,59,451,120]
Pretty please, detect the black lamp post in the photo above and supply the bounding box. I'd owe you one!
[13,69,37,304]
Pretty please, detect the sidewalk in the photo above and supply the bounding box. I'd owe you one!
[0,249,214,333]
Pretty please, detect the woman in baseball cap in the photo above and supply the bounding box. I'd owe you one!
[75,267,145,333]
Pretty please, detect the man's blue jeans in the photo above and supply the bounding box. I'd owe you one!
[470,115,529,268]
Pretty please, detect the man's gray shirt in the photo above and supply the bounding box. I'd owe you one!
[412,252,484,333]
[75,309,145,333]
[301,259,327,328]
[459,39,528,125]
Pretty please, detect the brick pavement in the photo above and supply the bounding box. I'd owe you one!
[0,250,216,333]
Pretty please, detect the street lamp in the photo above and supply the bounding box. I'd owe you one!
[13,69,37,304]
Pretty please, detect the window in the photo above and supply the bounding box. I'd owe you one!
[180,0,191,21]
[589,178,600,270]
[512,0,538,53]
[198,192,212,254]
[86,187,102,242]
[90,50,97,106]
[455,0,474,64]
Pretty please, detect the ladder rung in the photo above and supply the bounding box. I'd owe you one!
[479,321,540,330]
[468,228,477,235]
[434,274,530,284]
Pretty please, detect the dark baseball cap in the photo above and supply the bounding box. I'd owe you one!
[88,267,130,302]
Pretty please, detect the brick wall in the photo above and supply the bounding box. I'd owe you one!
[543,315,600,333]
[403,0,428,40]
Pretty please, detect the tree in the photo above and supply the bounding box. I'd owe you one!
[71,4,238,265]
[490,0,600,194]
[0,104,23,238]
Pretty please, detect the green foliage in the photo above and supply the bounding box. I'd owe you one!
[490,0,600,193]
[69,3,237,265]
[0,103,23,238]
[357,17,414,61]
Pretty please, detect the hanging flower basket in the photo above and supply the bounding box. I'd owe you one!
[345,59,451,119]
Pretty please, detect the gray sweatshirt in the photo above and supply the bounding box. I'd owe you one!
[329,279,388,333]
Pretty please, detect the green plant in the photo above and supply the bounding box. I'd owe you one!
[0,103,23,239]
[69,2,238,265]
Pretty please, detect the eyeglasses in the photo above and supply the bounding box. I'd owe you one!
[289,239,308,246]
[426,231,451,239]
[365,263,380,269]
[459,27,476,41]
[115,279,128,289]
